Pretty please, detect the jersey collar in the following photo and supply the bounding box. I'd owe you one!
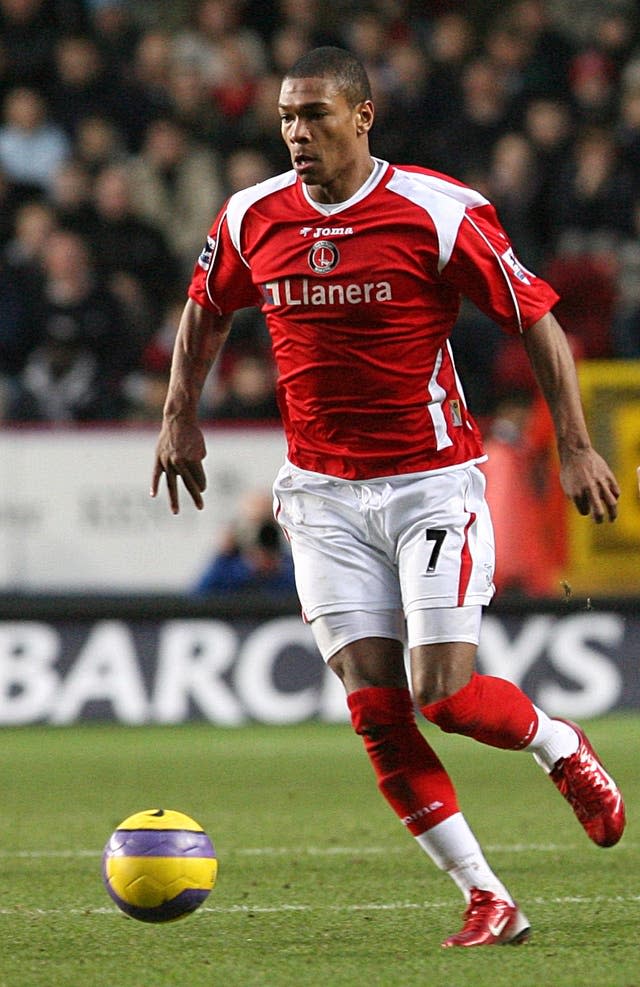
[300,158,389,215]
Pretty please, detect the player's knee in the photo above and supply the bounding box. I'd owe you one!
[328,643,407,694]
[411,666,473,710]
[347,685,415,738]
[420,673,481,734]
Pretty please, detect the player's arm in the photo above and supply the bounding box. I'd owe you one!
[523,310,619,523]
[151,297,232,515]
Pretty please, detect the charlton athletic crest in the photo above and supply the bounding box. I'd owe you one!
[308,240,340,274]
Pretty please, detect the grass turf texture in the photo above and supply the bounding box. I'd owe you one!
[0,716,637,987]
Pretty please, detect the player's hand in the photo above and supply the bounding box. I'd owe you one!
[559,448,619,524]
[151,420,207,515]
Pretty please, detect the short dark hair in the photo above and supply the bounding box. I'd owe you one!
[283,46,372,106]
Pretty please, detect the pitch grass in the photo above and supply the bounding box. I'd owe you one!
[0,717,637,987]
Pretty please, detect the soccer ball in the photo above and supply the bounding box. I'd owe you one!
[102,808,218,923]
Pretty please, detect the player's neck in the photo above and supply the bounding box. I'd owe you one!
[306,156,375,205]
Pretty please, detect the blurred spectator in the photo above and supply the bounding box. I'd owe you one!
[1,198,55,375]
[0,87,70,196]
[0,0,85,91]
[49,35,117,141]
[568,49,618,127]
[594,6,637,75]
[482,390,566,598]
[611,199,640,358]
[73,114,127,176]
[611,237,640,358]
[6,228,134,421]
[550,125,635,243]
[506,0,573,101]
[432,56,511,179]
[542,234,618,360]
[117,28,174,149]
[0,247,39,377]
[486,131,542,266]
[128,115,225,277]
[449,300,504,418]
[133,28,173,99]
[47,158,96,236]
[483,16,537,108]
[273,0,331,48]
[522,97,574,255]
[140,295,182,374]
[2,197,56,282]
[341,8,392,83]
[617,67,640,181]
[225,305,272,366]
[122,295,180,422]
[173,0,267,91]
[90,162,180,328]
[373,40,445,164]
[87,0,142,80]
[224,146,274,194]
[165,57,225,145]
[233,72,292,171]
[210,35,262,120]
[269,21,312,77]
[424,10,475,100]
[193,489,296,595]
[202,351,280,422]
[122,363,169,423]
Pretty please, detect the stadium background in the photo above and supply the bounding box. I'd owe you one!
[1,0,640,724]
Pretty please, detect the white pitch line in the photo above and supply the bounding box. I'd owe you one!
[1,841,618,860]
[0,895,639,919]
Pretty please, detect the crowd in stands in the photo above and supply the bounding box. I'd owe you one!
[1,0,639,427]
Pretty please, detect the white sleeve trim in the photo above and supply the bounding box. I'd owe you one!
[461,213,524,333]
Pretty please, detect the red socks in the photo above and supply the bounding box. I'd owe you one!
[421,672,538,750]
[347,676,538,838]
[347,686,459,836]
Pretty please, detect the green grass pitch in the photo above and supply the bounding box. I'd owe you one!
[0,715,637,987]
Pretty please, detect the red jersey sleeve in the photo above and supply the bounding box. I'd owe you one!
[188,206,262,315]
[441,201,560,335]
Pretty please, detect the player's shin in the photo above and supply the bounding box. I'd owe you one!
[420,672,580,763]
[347,686,459,833]
[347,686,516,905]
[421,671,540,749]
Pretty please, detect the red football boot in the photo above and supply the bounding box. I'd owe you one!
[442,889,531,948]
[549,719,625,847]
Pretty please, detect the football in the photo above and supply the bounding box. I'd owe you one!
[102,808,218,923]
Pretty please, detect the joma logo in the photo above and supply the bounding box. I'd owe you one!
[299,226,354,238]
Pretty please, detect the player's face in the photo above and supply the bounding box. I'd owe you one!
[278,76,374,203]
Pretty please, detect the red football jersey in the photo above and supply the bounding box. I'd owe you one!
[189,160,559,480]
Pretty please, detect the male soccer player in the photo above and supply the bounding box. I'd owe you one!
[152,46,625,947]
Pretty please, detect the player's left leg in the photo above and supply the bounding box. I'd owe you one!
[394,464,625,852]
[409,626,625,849]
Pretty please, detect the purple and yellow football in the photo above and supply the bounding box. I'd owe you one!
[102,808,217,923]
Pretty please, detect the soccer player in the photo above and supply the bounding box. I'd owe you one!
[151,46,625,947]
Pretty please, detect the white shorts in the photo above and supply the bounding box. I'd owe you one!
[273,461,495,658]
